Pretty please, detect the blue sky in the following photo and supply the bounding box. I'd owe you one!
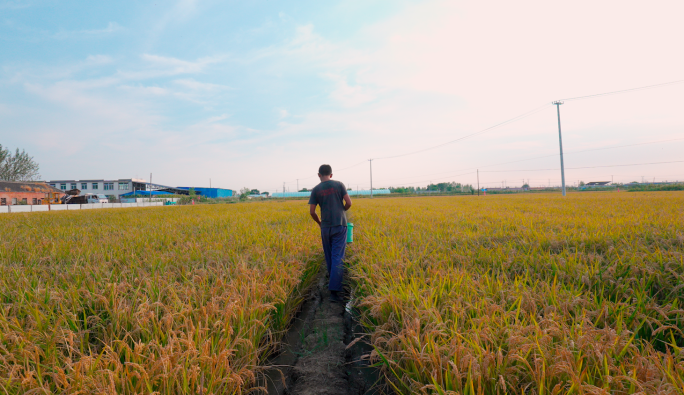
[1,0,683,192]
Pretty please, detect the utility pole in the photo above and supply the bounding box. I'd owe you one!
[283,182,285,195]
[477,169,480,196]
[553,101,567,196]
[369,159,374,198]
[149,173,152,202]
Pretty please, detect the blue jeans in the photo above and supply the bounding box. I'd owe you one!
[321,225,347,292]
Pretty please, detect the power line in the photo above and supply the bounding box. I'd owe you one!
[480,160,684,172]
[282,160,368,185]
[373,160,684,188]
[558,79,684,102]
[372,79,684,162]
[335,160,367,172]
[373,137,684,185]
[373,104,549,160]
[274,79,684,191]
[375,79,684,165]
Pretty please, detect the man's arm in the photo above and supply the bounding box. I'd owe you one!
[310,204,321,225]
[343,194,352,211]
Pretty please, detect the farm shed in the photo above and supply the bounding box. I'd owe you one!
[0,181,62,206]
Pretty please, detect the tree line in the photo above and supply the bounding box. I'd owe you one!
[390,182,474,194]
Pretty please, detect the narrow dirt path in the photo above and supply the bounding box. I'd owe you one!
[264,261,386,395]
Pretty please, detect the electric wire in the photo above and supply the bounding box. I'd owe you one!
[273,79,684,191]
[480,160,684,172]
[557,79,684,102]
[282,160,368,185]
[372,104,550,160]
[372,79,684,164]
[374,137,684,185]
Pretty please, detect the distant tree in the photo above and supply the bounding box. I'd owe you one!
[299,188,308,192]
[0,145,40,181]
[250,189,260,195]
[188,188,197,196]
[262,191,270,196]
[579,181,585,187]
[239,187,251,201]
[522,183,530,189]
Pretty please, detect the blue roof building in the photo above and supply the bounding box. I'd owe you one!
[177,187,233,198]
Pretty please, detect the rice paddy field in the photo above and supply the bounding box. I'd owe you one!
[0,204,319,394]
[349,192,684,394]
[1,192,683,394]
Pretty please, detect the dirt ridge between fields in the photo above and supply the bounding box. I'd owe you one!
[261,261,388,395]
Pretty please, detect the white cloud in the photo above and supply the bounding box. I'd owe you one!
[53,22,123,39]
[324,73,379,107]
[173,78,230,91]
[139,54,225,74]
[204,114,229,123]
[144,0,201,49]
[85,55,114,65]
[5,0,683,190]
[118,85,170,96]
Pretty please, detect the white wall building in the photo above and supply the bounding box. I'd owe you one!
[47,178,147,199]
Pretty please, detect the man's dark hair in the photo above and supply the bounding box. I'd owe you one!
[319,164,332,176]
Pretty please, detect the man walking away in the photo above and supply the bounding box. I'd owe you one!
[308,164,352,303]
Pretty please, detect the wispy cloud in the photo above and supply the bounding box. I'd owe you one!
[3,0,682,189]
[85,55,114,65]
[173,78,231,91]
[53,22,123,39]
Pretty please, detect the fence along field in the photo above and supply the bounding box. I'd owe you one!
[349,193,684,394]
[0,203,319,394]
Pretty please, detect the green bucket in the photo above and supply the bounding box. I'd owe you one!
[346,223,354,243]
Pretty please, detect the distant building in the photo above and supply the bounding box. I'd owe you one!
[177,187,233,198]
[47,179,233,199]
[47,178,147,199]
[0,181,62,206]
